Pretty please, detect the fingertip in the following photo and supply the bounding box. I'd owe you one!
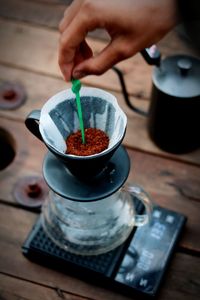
[61,64,72,82]
[58,20,65,33]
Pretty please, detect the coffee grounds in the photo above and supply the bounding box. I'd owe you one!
[66,128,109,156]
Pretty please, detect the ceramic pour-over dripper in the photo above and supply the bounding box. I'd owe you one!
[25,87,127,179]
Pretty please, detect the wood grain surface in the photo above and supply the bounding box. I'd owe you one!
[0,204,199,300]
[0,1,200,299]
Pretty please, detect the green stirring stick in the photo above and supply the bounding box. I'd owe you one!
[71,78,85,144]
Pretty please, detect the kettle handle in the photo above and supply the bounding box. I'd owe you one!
[25,109,43,141]
[122,183,153,226]
[112,66,147,116]
[112,45,161,116]
[141,46,161,67]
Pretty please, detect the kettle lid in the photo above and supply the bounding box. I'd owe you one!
[153,54,200,98]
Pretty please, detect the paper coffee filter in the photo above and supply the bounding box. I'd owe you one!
[39,87,127,156]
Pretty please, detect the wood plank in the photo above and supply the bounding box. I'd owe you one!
[1,4,199,300]
[0,273,88,300]
[127,149,200,254]
[0,117,200,251]
[1,64,200,166]
[0,18,195,100]
[0,18,151,98]
[0,0,67,30]
[158,253,200,300]
[0,0,195,56]
[0,118,47,203]
[0,204,199,300]
[0,0,110,41]
[0,65,71,121]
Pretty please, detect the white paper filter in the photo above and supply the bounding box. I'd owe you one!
[39,87,127,156]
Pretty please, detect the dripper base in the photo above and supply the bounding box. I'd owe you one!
[43,145,130,202]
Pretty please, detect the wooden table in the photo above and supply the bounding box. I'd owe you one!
[0,1,200,299]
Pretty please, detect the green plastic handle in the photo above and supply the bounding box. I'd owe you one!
[71,79,85,144]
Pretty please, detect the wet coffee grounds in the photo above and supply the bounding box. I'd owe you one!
[66,128,109,156]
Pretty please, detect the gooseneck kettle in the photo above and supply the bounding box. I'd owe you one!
[113,46,200,154]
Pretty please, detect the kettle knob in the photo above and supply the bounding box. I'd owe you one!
[177,58,192,76]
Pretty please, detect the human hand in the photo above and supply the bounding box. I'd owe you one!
[58,0,178,81]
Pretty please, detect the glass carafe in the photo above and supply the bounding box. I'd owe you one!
[41,183,152,256]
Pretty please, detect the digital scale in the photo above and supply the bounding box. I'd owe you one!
[24,88,186,298]
[22,198,186,298]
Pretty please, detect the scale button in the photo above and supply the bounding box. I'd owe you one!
[166,215,175,224]
[125,272,135,283]
[139,278,148,287]
[153,210,162,218]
